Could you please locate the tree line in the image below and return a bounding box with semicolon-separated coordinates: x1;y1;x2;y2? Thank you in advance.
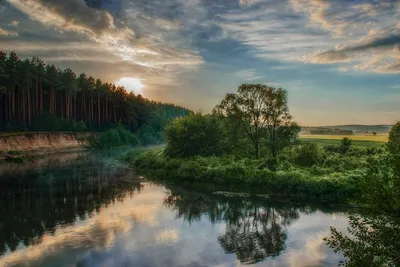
0;51;190;134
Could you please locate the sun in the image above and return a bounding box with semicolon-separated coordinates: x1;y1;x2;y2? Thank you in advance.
115;77;144;95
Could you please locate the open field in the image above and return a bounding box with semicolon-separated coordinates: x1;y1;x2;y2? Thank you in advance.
300;134;388;148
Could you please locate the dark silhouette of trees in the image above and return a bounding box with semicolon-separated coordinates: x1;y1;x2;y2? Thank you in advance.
0;51;190;134
0;155;143;255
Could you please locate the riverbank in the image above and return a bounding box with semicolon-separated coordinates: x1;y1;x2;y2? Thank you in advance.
126;148;363;203
0;132;96;160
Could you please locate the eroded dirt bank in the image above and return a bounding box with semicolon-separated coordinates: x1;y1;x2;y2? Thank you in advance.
0;132;95;159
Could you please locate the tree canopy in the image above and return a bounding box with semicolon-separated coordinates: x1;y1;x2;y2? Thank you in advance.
0;51;191;140
214;84;299;161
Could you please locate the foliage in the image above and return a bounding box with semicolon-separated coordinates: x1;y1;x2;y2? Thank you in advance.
132;148;361;202
214;84;299;159
29;112;87;132
325;121;400;266
135;124;162;145
0;50;191;144
340;137;352;154
87;125;139;150
164;113;226;157
387;121;400;174
292;142;324;167
326;214;400;267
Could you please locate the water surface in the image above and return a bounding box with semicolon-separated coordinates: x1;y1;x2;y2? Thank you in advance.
0;153;347;266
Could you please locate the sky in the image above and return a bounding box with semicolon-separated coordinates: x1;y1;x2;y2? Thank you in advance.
0;0;399;126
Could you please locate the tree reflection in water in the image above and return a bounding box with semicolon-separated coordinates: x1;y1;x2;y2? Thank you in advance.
164;186;324;264
0;155;142;255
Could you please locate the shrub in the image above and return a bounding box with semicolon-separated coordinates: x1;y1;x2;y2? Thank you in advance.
136;124;162;145
164;113;226;158
131;148;361;202
87;126;139;150
293;143;324;167
340;137;352;154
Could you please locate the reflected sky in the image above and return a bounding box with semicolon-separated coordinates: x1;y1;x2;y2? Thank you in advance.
0;156;349;267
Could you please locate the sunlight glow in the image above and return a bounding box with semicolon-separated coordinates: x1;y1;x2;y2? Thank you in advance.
115;77;144;95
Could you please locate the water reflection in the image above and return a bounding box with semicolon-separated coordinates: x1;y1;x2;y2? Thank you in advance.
163;187;343;265
0;153;142;256
0;154;348;267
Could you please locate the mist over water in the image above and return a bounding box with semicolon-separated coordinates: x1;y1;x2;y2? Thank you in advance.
0;153;347;267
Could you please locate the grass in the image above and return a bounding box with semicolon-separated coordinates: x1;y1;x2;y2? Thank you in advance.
300;134;387;148
127;148;366;203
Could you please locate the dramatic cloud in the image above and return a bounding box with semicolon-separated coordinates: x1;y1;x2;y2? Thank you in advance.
1;0;400;124
306;34;400;72
292;0;400;73
4;0;205;91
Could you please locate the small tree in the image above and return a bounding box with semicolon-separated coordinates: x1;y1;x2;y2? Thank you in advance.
372;131;377;136
340;137;352;153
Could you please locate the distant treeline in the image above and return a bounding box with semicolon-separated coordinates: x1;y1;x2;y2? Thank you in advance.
0;51;191;142
302;127;354;135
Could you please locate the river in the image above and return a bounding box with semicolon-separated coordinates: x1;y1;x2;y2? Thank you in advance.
0;152;348;267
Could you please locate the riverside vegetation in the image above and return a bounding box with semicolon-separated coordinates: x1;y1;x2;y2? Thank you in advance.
128;84;387;203
123;83;400;266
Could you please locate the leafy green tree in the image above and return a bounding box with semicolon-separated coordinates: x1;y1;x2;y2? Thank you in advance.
164;113;225;157
214;84;299;162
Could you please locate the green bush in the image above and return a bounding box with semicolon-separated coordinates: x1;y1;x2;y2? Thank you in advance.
136;124;163;145
293;143;324;167
87;126;139;150
340;137;352;153
164;113;226;158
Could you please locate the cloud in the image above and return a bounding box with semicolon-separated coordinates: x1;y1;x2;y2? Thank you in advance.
0;27;18;36
375;61;400;74
239;0;262;7
305;34;400;72
9;20;19;27
346;34;400;52
217;1;338;63
291;0;400;73
304;50;350;64
4;0;206;92
233;69;263;80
